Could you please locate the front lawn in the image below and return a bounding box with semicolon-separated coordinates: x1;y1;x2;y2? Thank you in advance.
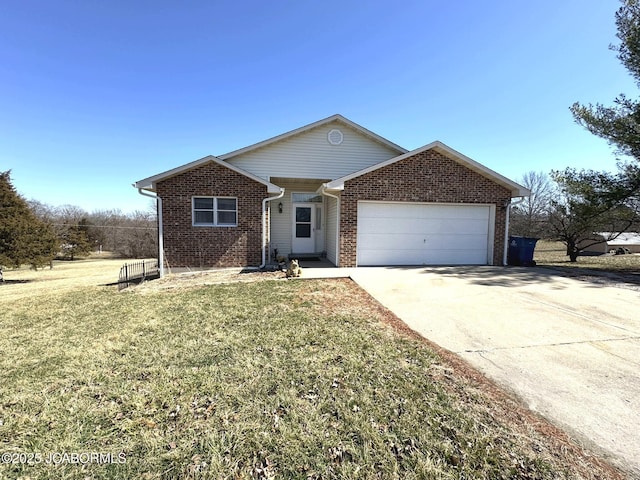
0;277;621;479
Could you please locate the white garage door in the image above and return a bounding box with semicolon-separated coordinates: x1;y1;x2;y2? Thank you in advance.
357;202;492;266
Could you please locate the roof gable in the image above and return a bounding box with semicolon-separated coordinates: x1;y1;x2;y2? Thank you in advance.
219;114;407;160
224;118;407;181
325;141;529;198
133;155;282;193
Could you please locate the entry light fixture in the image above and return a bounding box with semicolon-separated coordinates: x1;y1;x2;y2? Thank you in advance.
278;202;283;214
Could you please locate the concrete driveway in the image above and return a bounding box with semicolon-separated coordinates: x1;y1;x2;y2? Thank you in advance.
349;266;640;477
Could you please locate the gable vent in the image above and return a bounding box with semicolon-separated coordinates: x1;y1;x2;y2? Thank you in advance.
327;129;344;145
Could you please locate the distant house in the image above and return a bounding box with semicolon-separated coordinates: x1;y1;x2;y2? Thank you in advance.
134;114;528;269
579;232;640;255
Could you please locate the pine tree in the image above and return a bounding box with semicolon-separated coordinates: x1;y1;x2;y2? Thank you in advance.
60;224;92;260
0;171;58;269
570;0;640;193
558;0;640;260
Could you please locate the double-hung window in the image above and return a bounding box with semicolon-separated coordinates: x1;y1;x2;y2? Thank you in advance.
192;197;237;227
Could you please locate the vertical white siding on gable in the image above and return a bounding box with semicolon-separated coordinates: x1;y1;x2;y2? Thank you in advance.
226;121;401;181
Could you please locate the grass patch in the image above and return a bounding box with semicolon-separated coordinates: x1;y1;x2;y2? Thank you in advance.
534;241;640;274
0;272;621;479
0;256;149;303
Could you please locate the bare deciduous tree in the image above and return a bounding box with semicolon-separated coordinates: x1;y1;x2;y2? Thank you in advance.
510;171;553;237
28;202;157;259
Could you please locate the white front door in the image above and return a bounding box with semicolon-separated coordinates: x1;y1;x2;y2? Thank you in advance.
292;203;316;253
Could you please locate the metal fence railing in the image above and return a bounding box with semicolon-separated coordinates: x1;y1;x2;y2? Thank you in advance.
118;259;160;290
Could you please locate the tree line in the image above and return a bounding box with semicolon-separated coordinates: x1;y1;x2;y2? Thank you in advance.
28;200;158;260
1;170;157;271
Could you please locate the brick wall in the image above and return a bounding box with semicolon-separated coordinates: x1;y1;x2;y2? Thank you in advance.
339;150;511;267
156;162;267;268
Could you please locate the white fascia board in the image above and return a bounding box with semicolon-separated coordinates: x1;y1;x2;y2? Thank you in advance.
218;114;407;160
133;155;282;193
327;141;530;198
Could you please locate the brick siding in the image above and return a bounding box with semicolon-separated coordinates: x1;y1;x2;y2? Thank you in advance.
339;150;511;267
156;162;267;268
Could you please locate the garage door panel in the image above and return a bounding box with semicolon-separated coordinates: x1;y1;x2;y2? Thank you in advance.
358;233;422;250
421;219;488;235
358;217;489;236
362;203;488;220
417;205;484;219
357;203;490;224
358;217;415;234
358;233;474;251
363;203;422;219
357;202;491;266
427;233;488;250
359;249;487;266
358;232;487;250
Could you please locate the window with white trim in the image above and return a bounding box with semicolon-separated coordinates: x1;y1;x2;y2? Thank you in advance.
192;197;237;227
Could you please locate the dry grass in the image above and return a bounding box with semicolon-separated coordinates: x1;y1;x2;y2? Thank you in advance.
0;259;626;479
534;241;640;275
0;255;150;302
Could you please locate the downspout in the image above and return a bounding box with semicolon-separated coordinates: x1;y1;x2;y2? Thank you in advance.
137;188;164;278
319;184;341;267
504;196;525;265
260;188;285;269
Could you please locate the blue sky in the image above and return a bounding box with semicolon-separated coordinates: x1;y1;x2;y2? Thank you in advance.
1;0;636;213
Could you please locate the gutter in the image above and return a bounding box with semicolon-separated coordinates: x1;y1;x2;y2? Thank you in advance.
504;196;525;265
319;184;341;267
136;188;165;278
260;188;285;269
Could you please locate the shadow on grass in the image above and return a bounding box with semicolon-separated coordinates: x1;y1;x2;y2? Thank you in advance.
0;279;32;285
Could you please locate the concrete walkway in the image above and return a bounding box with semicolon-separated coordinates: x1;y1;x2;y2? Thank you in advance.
342;266;640;477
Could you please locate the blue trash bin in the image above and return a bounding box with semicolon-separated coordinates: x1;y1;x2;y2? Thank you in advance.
508;236;539;266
